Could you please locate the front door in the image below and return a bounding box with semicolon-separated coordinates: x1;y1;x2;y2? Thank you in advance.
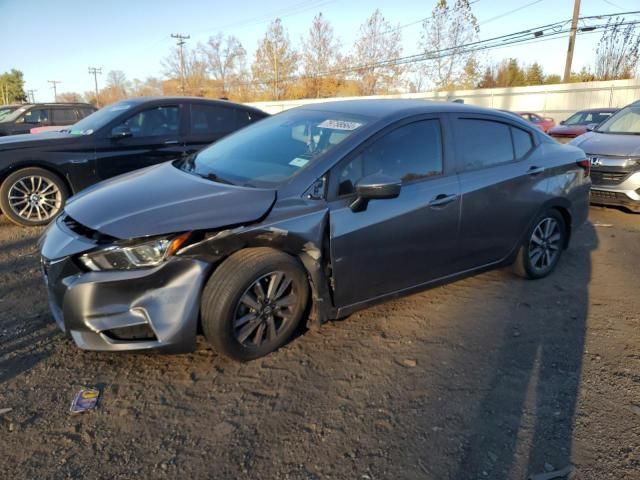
94;104;185;180
328;117;461;308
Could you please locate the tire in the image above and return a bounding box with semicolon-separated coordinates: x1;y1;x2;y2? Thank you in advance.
201;247;309;361
513;209;567;279
0;167;68;227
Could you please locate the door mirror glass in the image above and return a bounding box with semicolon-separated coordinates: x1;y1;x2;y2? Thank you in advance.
560;120;565;125
585;123;597;132
350;174;401;212
110;125;133;139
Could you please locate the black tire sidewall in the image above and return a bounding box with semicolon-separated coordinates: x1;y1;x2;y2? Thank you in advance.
0;167;68;227
522;209;566;279
202;250;309;361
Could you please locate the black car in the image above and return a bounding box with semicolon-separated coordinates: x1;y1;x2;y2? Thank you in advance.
0;97;268;226
0;102;96;136
40;99;591;361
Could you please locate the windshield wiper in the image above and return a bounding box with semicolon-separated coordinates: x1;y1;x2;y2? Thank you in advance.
201;172;235;185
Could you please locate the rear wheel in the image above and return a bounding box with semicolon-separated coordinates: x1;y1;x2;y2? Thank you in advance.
0;167;68;226
513;209;566;279
201;248;309;361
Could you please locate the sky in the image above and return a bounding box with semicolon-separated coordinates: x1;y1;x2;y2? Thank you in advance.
0;0;638;102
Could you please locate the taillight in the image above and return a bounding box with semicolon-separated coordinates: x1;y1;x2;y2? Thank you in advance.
577;159;590;176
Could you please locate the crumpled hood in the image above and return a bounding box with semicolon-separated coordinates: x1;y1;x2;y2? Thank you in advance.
571;131;640;157
0;131;79;149
65;162;277;239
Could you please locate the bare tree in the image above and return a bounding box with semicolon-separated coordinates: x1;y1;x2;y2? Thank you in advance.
200;34;247;98
420;0;479;89
57;92;84;103
163;46;208;96
595;17;640;80
352;9;403;96
301;13;342;98
252;18;299;100
101;70;130;104
130;77;163;97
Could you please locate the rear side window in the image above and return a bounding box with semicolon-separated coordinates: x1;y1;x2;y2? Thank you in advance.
51;108;77;124
511;127;533;158
336;119;443;196
190;104;239;135
457;119;514;170
78;107;95;118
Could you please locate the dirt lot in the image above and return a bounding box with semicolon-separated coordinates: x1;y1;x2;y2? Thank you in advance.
0;207;638;480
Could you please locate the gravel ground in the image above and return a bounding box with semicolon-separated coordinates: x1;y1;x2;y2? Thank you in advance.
0;207;638;480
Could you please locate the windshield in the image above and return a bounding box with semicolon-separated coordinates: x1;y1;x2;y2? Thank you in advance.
0;107;18;121
596;106;640;134
1;106;29;123
564;110;614;126
178;108;370;187
67;101;135;135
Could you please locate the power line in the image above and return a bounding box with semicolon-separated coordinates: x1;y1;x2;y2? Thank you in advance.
226;12;640;90
171;33;191;95
479;0;545;26
47;80;62;102
88;67;102;107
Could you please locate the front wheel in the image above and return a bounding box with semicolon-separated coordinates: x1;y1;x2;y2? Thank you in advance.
0;167;68;226
201;248;309;361
513;209;567;279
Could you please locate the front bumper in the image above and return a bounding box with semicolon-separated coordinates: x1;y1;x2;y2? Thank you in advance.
590;171;640;213
41;221;210;352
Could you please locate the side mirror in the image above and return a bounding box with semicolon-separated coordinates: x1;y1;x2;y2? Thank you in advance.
585;123;597;132
110;125;132;139
350;174;401;212
560;120;565;125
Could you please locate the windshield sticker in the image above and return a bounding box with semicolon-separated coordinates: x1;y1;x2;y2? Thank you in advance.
317;119;362;131
289;157;310;168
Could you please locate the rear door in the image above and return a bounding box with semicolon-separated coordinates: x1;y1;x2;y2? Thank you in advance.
450;114;547;271
94;103;186;180
328;116;461;308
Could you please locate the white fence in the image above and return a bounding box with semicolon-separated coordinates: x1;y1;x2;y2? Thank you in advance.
248;78;640;122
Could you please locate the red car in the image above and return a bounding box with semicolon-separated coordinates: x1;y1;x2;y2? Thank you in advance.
547;108;618;143
515;112;556;132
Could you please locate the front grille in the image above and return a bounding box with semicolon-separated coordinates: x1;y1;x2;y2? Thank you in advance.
591;190;623;200
103;324;157;341
60;214;115;243
590;171;629;186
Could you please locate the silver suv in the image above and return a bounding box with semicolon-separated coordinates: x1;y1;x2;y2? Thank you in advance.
571;101;640;213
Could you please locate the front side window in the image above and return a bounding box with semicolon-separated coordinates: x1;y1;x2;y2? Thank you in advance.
335;120;443;196
595;106;640;134
457;119;514;170
22;108;49;124
178;108;370;188
120;106;179;138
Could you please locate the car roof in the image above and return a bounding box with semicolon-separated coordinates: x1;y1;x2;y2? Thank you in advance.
119;96;267;114
297;98;516;121
575;107;618;113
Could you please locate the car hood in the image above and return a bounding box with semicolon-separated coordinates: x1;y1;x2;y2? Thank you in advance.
0;131;80;149
548;125;586;136
571;131;640;156
64;162;277;239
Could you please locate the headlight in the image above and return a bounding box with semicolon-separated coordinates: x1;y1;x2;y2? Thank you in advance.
79;232;191;271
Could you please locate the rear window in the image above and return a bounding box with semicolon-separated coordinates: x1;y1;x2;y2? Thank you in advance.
190;104;262;135
51;108;77;124
457;119;514;170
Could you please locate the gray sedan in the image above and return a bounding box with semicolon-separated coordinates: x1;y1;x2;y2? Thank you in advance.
40;100;591;361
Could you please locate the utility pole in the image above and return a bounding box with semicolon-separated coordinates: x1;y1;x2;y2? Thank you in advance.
27;89;37;103
171;33;190;95
563;0;581;83
47;80;61;102
88;67;102;107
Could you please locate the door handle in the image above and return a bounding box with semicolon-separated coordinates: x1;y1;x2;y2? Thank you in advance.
69;158;89;164
428;193;458;207
528;166;545;175
164;140;179;145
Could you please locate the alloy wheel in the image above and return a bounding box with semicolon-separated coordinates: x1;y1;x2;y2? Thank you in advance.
233;271;297;347
7;175;62;222
528;217;562;272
